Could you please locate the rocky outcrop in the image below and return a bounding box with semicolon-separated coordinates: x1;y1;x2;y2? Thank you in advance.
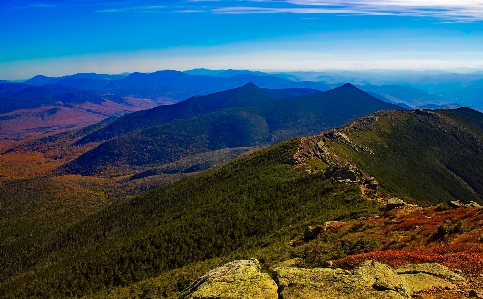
396;263;465;281
395;263;464;294
293;132;380;200
448;200;482;208
386;198;407;211
181;259;465;299
179;259;278;299
324;164;363;183
274;260;411;299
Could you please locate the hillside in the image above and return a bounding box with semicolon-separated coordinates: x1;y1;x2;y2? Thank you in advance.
63;83;403;176
295;107;483;205
2;107;483;298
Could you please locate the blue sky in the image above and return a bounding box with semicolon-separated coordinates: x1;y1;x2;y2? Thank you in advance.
0;0;482;79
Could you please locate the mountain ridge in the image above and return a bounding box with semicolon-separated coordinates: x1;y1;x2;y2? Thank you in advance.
63;83;403;176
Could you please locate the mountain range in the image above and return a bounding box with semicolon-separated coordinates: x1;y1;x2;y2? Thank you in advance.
60;83;403;176
2;69;482;148
1;103;482;298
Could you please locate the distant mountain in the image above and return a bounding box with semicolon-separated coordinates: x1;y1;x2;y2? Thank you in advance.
63;83;403;176
0;84;108;114
23;73;127;90
261;87;320;98
23;75;59;86
53;77;108;90
0;83;31;93
184;68;279;78
183;68;226;76
413;79;483;111
360;84;449;108
0;71;329;145
75;83;323;145
103;70;230;100
214;69;274;78
24;73;126;86
103;70;329;102
0;84;157;143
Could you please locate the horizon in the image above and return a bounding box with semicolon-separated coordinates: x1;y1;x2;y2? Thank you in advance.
4;67;483;82
1;0;483;80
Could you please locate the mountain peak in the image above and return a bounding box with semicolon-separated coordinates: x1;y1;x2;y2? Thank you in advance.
241;82;259;88
338;83;358;89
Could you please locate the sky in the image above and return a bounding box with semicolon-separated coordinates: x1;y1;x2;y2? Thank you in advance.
0;0;482;80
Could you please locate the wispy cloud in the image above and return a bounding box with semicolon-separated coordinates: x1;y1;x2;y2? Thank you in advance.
260;0;483;21
212;6;390;15
92;0;483;20
95;5;166;13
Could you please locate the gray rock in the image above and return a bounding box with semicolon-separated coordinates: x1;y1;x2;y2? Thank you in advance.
386;198;406;211
448;200;465;208
274;260;411;299
396;263;465;281
180;259;278;299
466;201;482;208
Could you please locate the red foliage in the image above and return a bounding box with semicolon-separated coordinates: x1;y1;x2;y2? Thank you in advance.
333;250;483;273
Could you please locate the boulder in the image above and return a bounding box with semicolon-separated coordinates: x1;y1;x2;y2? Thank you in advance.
396;263;465;282
386;198;406;211
274;260;411;299
466;201;482;208
399;273;451;294
303;225;323;241
448;200;465;208
180;259;278;299
446;200;481;208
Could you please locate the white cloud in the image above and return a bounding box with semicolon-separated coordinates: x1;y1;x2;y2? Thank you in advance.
212;6;389;15
283;0;483;20
90;0;483;20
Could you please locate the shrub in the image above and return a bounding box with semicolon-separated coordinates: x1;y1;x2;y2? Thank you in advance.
433;219;468;239
453;219;469;233
348;222;378;233
340;236;380;255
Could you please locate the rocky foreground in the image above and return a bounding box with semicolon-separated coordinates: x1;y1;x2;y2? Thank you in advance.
181;204;483;299
180;258;479;299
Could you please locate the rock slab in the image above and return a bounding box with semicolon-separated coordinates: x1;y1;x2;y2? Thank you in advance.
275;260;411;299
179;259;278;299
181;259;466;299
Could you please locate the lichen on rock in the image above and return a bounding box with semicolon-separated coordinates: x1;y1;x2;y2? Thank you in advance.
179;259;278;299
274;260;411;299
396;263;465;281
181;259;466;299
